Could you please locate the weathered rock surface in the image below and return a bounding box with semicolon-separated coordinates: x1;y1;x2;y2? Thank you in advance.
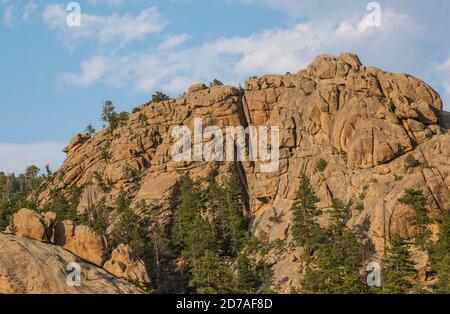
53;220;108;267
30;53;449;293
103;244;150;286
9;209;47;242
0;233;143;294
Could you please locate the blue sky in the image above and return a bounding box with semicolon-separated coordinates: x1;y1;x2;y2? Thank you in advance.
1;0;450;173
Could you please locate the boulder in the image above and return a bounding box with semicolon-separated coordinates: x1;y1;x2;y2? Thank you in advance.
187;83;208;93
9;209;47;242
63;133;90;154
53;220;108;267
103;244;150;286
0;233;143;294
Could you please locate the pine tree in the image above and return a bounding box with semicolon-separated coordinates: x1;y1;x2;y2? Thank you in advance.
151;92;170;103
171;176;218;291
430;211;450;293
301;198;364;294
172;177;207;251
101;100;118;129
236;253;257;293
398;189;433;250
223;174;246;255
189;249;232;294
85;123;96;136
207;173;246;256
112;190;149;257
381;234;416;294
291;174;323;253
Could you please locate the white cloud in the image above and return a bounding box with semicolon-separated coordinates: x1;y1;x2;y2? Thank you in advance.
60;56;110;86
3;5;14;27
22;0;37;22
88;0;123;6
42;4;166;47
0;143;66;174
60;9;413;95
159;34;189;50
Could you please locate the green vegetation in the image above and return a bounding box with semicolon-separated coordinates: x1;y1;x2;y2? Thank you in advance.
151;91;170;103
43;186;83;222
301;198;365;294
430;211;450;293
84;123;96;136
209;79;224;87
1;152;447;294
170;173;270;293
138;112;148;124
0;166;48;229
101;100;129;131
291;174;377;294
291;174;323;253
404;154;420;169
315;158;328;172
381;234;416;294
398;189;433;250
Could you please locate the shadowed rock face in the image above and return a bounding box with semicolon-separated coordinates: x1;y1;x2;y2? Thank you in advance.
31;53;449;293
0;233;144;294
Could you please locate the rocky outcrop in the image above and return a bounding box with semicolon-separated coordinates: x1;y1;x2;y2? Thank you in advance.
8;209;48;242
0;233;143;294
53;220;108;267
30;53;449;293
103;244;150;286
3;211;149;292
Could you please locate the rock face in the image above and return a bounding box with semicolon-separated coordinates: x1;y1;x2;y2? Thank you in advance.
31;53;449;293
53;221;108;267
103;244;150;286
0;233;143;294
9;209;48;242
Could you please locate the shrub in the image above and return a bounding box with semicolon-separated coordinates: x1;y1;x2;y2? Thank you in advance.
209;79;224;87
151;92;170;103
404;154;420;169
84;124;96;136
138;112;148;124
316;158;328;172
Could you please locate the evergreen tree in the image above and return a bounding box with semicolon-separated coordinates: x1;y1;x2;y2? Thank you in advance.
209;79;224;87
430;212;450;293
151;92;170;103
398;189;433;250
112;190;149;257
206;173;246;256
85;123;96;136
236;253;254;292
189;249;232;294
171;176;217;289
223;174;246;255
43;186;81;222
301;198;364;294
291;174;323;253
101;100;118;129
381;234;416;294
